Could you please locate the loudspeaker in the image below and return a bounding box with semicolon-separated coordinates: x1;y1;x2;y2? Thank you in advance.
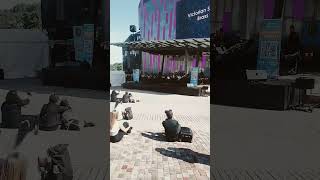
0;69;3;80
295;77;315;89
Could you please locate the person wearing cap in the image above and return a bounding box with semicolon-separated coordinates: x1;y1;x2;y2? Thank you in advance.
39;94;70;131
162;110;181;142
1;90;31;128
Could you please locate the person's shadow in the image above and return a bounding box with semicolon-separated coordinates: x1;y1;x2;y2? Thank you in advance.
141;132;167;142
155;147;210;166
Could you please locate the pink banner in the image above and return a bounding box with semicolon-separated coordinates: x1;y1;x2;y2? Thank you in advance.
293;0;304;20
264;0;275;19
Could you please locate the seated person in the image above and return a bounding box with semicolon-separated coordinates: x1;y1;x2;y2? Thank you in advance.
59;99;95;130
1;90;37;129
39;94;70;131
110;90;119;102
122;92;136;103
162;110;181;142
122;92;130;103
110;111;133;143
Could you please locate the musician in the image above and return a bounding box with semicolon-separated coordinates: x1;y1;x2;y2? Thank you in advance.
287;25;301;54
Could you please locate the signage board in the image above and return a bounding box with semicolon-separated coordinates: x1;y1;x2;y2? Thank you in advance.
257;19;282;78
133;69;140;82
73;26;84;61
190;67;199;86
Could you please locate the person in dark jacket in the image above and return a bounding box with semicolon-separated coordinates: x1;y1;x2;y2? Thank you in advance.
110;90;119;102
122;92;130;103
1;90;31;128
287;25;301;54
162;110;181;142
39;94;70;131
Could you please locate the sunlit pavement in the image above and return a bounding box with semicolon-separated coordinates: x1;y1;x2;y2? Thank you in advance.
110;89;210;180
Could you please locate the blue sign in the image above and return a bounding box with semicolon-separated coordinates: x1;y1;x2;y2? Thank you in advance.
73;26;84;62
82;24;94;65
133;69;140;82
176;0;210;39
190;67;199;86
257;19;282;78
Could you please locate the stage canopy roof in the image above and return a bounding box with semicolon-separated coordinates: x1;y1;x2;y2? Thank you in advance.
111;38;210;55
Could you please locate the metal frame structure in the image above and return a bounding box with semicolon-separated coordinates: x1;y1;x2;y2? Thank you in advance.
111;38;210;74
111;38;210;55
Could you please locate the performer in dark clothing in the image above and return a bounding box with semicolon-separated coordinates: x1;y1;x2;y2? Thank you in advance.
287;25;301;54
39;94;70;131
1;90;31;128
162;110;181;142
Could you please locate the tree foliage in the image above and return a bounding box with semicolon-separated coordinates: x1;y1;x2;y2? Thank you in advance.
0;3;41;29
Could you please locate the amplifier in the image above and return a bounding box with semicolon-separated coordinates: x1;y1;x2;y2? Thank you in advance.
295;77;315;89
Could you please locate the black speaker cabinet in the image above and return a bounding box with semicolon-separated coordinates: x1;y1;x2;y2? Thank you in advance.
0;69;3;80
295;77;315;89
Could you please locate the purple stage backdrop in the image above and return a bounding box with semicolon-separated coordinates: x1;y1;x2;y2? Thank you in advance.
138;0;209;73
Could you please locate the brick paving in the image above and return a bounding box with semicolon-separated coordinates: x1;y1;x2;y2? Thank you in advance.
110;89;210;180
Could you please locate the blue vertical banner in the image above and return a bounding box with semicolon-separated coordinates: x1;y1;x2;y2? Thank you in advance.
73;26;84;61
190;67;199;86
82;24;94;65
133;69;140;82
257;19;282;78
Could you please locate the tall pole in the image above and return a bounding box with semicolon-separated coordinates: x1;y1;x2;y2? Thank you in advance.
161;55;165;75
185;49;190;74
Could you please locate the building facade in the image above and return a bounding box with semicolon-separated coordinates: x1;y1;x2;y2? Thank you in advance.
138;0;210;74
213;0;320;47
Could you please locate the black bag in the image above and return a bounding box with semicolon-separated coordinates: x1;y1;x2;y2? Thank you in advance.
179;127;193;143
123;107;133;120
61;119;80;131
0;69;3;80
43;144;73;180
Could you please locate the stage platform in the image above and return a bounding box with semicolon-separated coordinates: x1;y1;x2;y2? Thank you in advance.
41;67;106;91
122;82;208;96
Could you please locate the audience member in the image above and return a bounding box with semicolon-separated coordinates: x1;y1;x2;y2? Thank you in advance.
162;110;181;142
110;111;133;143
39;94;70;131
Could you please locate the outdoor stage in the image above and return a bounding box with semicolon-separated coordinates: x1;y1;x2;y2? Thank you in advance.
213;74;320;111
122;82;209;96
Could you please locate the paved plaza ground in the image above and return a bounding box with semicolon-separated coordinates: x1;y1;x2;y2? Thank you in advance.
0;79;108;179
110;89;210;180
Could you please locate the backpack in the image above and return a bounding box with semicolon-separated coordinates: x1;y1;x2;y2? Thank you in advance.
42;144;73;180
179;127;193;143
123;107;133;120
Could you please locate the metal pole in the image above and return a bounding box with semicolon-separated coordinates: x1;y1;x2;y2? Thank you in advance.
185;49;189;74
161;55;165;75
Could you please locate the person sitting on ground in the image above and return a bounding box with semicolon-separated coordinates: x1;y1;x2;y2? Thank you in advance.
59;99;95;131
1;90;37;129
162;110;181;142
110;110;133;143
122;91;135;103
110;90;119;102
39;94;70;131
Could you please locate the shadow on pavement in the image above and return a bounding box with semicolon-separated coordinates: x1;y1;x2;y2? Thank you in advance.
141;132;167;142
155;147;210;166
